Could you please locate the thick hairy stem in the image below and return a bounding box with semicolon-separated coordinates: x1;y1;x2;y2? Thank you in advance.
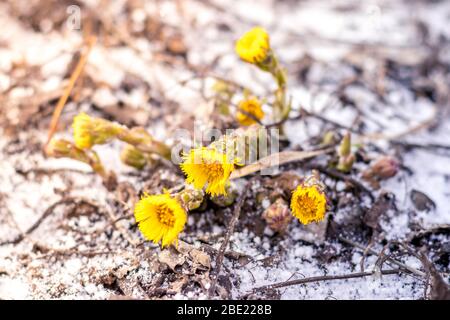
117;127;172;160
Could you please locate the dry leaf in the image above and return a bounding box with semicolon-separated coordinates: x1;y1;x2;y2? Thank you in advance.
158;248;186;271
189;248;211;269
169;275;189;292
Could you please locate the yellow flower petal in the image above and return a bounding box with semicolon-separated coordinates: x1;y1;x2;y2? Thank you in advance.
235;26;270;64
134;193;187;248
236;97;265;126
73;113;94;149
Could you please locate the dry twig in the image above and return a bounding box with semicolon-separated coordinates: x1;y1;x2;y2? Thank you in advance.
338;236;426;278
242;269;402;298
208;180;252;297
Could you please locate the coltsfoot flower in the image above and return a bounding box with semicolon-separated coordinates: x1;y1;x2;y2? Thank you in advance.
236;97;265;126
134;193;187;248
180;147;235;196
72;112;121;149
290;174;327;225
235;26;270;64
235;27;290;123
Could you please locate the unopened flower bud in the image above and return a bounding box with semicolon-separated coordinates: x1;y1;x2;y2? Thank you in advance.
339;132;352;157
212;80;231;95
46;138;72;157
262;198;292;233
120;145;147;170
322;130;337;146
337;153;355;173
336;132;355;172
72;113;172;160
368;156;399;179
176;184;205;211
46;138;90;163
46;138;106;177
73;113;122;149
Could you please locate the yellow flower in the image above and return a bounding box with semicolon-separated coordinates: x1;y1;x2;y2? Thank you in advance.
134;193;187;248
72;112;120;149
290;178;327;225
235;27;270;64
180;147;235;196
236;97;265;126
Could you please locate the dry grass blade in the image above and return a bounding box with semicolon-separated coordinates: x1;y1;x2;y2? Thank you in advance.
230;148;333;179
45;36;97;149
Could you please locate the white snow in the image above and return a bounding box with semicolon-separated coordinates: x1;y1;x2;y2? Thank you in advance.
0;0;449;300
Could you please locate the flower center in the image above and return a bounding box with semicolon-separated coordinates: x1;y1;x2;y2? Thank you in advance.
157;204;175;227
296;192;319;219
202;162;224;180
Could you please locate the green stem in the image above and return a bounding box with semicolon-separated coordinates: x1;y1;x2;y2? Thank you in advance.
117;127;172;160
268;54;290;126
